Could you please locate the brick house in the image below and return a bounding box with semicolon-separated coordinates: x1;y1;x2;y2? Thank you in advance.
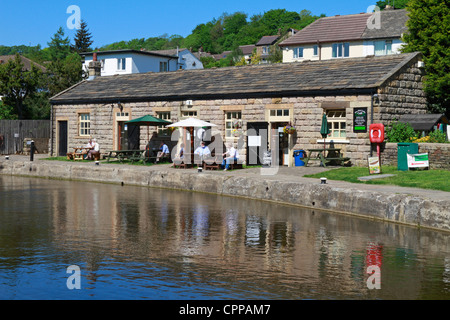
49;52;427;167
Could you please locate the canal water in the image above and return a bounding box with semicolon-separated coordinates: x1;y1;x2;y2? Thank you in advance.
1;175;450;300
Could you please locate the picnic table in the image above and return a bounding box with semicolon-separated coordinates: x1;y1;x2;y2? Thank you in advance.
67;147;92;161
105;150;151;163
304;148;350;167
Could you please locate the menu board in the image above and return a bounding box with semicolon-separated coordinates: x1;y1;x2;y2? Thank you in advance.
354;107;368;133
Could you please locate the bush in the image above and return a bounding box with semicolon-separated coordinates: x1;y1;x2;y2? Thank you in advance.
385;121;417;143
428;130;448;143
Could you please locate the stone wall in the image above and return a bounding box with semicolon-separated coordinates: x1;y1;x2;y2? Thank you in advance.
375;54;428;124
50;55;427;167
381;142;450;170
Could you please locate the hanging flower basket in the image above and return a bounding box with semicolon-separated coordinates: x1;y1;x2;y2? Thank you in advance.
283;124;296;135
232;129;243;137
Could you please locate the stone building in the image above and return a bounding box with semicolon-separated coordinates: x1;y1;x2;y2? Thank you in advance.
50;52;427;167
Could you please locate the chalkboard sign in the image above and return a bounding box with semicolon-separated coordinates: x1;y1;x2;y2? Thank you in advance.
353;107;368;133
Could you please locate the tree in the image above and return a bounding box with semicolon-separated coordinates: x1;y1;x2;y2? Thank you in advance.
401;0;450;115
376;0;409;9
0;54;44;119
73;20;93;53
46;52;83;96
47;27;71;61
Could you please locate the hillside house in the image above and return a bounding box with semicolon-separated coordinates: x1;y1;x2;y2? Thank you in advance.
279;9;408;63
81;49;179;77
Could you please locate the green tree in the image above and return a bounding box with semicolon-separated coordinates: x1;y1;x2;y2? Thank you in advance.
0;54;43;119
401;0;450;115
46;52;83;96
47;27;71;61
376;0;409;9
73;20;93;53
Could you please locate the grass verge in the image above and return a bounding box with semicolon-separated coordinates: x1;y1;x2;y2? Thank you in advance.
304;165;450;192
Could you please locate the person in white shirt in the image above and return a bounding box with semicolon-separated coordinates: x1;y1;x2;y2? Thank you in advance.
87;138;100;160
194;141;211;158
222;143;238;171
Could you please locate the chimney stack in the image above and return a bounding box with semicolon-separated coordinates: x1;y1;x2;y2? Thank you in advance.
88;53;101;79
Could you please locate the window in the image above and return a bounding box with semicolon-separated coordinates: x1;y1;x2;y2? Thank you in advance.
182;111;197;118
157;111;171;135
117;58;126;70
79;113;91;136
332;43;350;58
374;40;393;56
159;61;168;72
262;46;270;55
269;109;290;117
116;112;129;118
313;45;318;56
326;110;346;139
225;111;242;138
293;47;303;59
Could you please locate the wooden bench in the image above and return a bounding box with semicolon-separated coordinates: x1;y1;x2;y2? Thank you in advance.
172;162;192;169
230;163;243;170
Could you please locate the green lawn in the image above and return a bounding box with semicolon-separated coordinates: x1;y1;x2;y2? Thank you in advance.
304;166;450;192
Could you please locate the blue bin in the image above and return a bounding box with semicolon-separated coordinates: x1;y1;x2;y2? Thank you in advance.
293;150;306;166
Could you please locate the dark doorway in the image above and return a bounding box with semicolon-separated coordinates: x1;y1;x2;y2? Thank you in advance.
118;122;140;150
246;122;268;166
58;121;68;156
271;122;289;166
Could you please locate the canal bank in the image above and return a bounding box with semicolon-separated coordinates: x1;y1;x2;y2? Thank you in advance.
1;156;449;232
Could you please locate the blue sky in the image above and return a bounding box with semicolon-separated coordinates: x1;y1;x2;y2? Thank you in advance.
1;0;378;48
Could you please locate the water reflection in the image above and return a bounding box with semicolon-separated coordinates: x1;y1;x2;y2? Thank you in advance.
1;175;450;300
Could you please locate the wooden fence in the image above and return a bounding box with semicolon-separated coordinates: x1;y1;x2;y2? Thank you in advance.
0;120;50;155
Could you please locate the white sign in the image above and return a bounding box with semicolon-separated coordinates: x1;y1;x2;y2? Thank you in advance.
248;136;261;147
407;153;429;169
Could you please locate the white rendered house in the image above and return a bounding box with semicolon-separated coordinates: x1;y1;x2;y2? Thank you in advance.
81;49;179;77
279;9;408;63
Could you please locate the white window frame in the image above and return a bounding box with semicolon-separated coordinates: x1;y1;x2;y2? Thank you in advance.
332;43;350;58
326;110;347;139
293;47;303;59
156;111;171;136
374;40;393;56
79;113;91;137
313;45;318;56
181;111;197;118
117;58;126;71
225;111;242;139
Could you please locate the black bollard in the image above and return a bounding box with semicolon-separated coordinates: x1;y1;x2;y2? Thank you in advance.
30;141;35;162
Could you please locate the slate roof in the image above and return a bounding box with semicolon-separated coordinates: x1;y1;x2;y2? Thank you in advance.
361;9;409;40
279;9;408;46
0;55;47;72
50;52;421;105
397;114;448;131
256;35;280;46
80;49;178;60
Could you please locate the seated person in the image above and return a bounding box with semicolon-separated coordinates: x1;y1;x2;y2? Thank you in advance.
194;141;211;163
222;143;239;171
172;143;185;166
156;142;170;162
87;139;100;160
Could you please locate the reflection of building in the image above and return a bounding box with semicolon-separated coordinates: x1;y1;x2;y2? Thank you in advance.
51;52;427;167
42;178;449;298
